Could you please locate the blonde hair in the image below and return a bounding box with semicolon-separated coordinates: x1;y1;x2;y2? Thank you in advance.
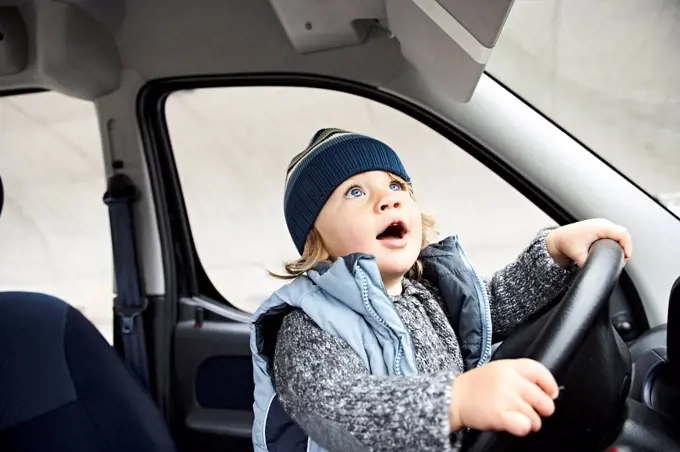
270;175;438;280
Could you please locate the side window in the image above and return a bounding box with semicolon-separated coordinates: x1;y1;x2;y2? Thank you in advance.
0;92;114;342
165;87;557;313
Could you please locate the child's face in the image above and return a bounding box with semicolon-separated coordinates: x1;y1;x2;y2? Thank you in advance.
315;171;423;282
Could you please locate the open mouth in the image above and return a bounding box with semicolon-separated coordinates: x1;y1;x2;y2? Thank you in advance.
377;221;407;240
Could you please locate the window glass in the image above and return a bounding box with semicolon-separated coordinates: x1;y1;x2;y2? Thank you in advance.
489;0;680;206
166;87;558;313
0;92;114;342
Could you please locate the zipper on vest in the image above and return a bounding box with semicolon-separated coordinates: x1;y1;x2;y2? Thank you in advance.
357;267;404;377
454;241;493;367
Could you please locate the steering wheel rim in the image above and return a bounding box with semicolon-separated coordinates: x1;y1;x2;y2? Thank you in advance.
465;238;626;452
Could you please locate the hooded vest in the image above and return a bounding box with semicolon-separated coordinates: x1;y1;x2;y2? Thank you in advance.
250;236;492;451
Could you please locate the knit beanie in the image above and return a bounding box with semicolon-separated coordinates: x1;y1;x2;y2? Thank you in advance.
284;128;411;254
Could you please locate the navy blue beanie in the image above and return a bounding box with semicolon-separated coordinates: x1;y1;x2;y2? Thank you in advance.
284;128;411;254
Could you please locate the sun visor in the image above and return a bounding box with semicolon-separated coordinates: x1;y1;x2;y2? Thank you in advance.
386;0;515;102
268;0;515;103
0;7;29;76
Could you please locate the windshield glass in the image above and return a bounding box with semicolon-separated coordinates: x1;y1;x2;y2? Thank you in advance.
488;1;680;215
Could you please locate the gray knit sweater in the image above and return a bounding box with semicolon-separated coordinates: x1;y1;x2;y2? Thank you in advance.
273;230;576;452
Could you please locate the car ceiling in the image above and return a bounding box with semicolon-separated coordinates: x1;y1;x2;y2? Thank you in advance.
0;0;511;101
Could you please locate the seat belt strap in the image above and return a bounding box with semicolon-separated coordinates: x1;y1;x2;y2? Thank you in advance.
103;174;150;389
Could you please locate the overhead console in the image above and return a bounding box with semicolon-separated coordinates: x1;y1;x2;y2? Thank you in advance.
267;0;516;102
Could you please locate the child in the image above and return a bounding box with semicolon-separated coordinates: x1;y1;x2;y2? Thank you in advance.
250;128;632;452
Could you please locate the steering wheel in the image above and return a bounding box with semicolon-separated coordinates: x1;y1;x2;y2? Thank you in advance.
463;238;627;452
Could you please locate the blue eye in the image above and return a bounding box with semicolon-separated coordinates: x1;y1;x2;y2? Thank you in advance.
389;181;403;191
345;186;365;199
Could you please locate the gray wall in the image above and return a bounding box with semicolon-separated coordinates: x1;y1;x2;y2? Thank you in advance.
0;1;677;341
489;0;679;196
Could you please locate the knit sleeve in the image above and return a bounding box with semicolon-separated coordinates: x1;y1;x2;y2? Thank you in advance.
273;309;458;452
484;227;578;339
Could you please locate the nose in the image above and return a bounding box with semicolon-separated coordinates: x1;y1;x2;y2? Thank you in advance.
376;193;401;213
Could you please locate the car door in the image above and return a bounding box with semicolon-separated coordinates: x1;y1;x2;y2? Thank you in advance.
130;4;647;452
137;79;648;452
172;302;254;451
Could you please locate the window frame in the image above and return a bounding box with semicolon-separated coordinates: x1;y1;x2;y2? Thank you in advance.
135;73;647;334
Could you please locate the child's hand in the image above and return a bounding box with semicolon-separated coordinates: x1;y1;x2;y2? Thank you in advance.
546;219;632;268
449;359;559;436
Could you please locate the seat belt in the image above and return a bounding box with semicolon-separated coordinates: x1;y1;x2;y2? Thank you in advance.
104;173;150;389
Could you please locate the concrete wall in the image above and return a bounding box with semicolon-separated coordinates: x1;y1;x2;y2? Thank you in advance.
1;1;678;341
489;0;680;196
0;93;114;340
166;87;556;313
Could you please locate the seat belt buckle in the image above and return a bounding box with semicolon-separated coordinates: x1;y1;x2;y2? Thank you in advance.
114;296;149;334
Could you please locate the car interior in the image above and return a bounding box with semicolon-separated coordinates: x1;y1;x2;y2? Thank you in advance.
1;1;680;451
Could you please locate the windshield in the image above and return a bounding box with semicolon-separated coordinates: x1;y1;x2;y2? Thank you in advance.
488;1;680;215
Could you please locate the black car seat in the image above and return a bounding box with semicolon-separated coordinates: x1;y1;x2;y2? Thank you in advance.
0;175;176;451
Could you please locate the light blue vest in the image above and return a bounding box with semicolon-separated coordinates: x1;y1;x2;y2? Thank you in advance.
250;236;492;451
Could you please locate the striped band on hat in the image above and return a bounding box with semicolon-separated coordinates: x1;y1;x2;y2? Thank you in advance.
284;128;410;254
285;128;350;184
